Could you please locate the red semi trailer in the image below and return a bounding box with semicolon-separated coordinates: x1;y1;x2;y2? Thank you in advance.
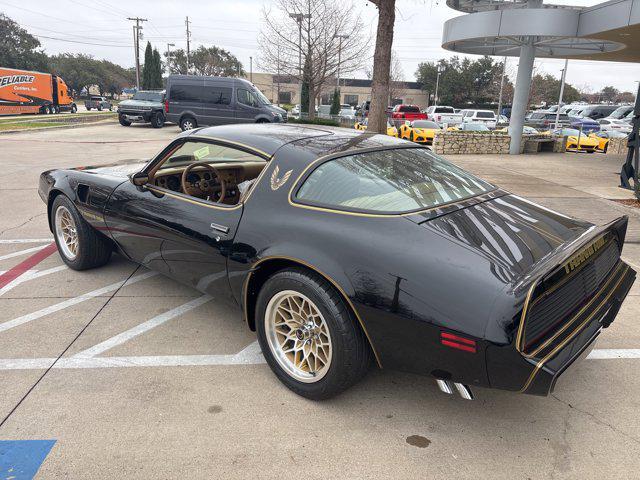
0;67;77;115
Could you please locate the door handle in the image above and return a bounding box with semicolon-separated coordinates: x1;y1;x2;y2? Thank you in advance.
210;222;230;234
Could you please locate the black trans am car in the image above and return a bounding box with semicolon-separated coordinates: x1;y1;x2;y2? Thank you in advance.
39;124;636;400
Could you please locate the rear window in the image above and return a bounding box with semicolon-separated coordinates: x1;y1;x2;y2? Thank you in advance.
399;105;421;113
475;111;495;119
434;107;454;113
295;148;494;214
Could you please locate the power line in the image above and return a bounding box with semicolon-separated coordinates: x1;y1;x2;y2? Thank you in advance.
32;34;130;47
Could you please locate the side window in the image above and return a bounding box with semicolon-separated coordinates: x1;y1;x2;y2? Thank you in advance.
237;88;258;108
203;87;232;105
170;85;202;103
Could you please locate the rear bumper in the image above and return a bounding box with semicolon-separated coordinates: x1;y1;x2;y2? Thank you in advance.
518;261;635;395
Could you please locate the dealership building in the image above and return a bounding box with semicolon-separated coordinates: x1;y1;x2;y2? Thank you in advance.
247;72;429;108
442;0;640;154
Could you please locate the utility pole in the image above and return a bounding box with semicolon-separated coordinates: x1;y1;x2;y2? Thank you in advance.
185;16;191;74
335;34;349;90
289;12;310;109
166;43;175;75
497;56;507;122
127;17;147;90
250;56;253;83
554;59;568;130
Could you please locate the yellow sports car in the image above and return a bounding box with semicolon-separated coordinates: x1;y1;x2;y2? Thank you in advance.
398;120;441;145
588;130;628;153
354;120;398;137
552;128;599;153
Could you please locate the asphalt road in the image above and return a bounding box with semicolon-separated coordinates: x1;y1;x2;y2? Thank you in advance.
0;123;639;479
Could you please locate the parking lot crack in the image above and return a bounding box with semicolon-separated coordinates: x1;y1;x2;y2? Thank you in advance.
0;213;46;237
551;393;640;446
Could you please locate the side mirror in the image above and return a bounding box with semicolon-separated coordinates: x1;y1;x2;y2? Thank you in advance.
130;171;149;187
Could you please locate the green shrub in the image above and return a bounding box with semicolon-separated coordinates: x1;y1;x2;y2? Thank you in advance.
287;117;339;127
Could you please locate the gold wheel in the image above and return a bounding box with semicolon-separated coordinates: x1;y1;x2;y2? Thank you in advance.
54;205;78;260
264;290;332;383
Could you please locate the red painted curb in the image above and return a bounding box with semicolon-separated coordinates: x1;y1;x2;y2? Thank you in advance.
0;243;58;289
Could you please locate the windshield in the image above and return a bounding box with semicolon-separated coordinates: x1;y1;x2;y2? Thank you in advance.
252;88;270;105
475;111;495;119
557;129;581;136
609;106;632;119
159;141;264;170
412;120;439;129
296;148;495;214
133;91;163;102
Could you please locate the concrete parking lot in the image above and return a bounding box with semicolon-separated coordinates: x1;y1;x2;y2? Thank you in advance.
1;123;639;479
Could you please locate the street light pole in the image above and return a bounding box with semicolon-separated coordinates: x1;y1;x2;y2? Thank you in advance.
166;43;175;75
250;56;253;83
289;12;310;111
335;34;349;90
497;56;507;121
434;67;442;106
554;59;569;130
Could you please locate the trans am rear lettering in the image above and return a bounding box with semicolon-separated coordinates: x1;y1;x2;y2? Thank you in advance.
563;236;606;274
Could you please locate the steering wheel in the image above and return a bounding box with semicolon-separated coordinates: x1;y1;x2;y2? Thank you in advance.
181;162;226;203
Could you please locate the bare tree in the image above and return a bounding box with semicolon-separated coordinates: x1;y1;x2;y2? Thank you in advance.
258;0;369;118
368;0;395;133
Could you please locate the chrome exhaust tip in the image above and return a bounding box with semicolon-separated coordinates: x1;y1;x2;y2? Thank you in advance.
435;379;474;400
435;379;454;394
453;382;474;400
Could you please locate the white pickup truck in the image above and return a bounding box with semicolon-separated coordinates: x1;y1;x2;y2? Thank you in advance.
425;105;463;126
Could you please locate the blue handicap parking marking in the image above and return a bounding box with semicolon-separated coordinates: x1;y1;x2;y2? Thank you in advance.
0;440;56;480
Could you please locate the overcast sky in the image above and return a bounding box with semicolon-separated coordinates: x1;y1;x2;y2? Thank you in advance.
2;0;638;93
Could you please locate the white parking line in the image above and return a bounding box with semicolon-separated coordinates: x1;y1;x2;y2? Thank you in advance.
587;349;640;359
0;265;67;296
2;346;640;371
0;239;53;244
0;341;265;370
73;295;212;358
0;245;50;261
0;270;158;333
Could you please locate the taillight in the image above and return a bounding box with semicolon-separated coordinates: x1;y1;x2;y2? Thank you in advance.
440;332;476;353
164;100;169;113
437;115;441;122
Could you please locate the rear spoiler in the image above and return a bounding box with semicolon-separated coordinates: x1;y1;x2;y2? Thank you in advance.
514;215;629;295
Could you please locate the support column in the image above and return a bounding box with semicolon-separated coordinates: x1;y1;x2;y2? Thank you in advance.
509;40;535;154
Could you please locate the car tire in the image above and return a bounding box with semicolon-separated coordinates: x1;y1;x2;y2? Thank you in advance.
51;195;112;271
180;116;197;131
86;107;91;111
109;105;113;111
119;114;132;126
71;104;77;113
151;112;165;128
255;268;372;400
410;131;415;142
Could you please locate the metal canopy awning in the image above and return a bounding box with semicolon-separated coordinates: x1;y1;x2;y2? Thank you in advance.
442;0;640;63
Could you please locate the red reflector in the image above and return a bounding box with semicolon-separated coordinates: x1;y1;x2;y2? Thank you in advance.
441;332;476;353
